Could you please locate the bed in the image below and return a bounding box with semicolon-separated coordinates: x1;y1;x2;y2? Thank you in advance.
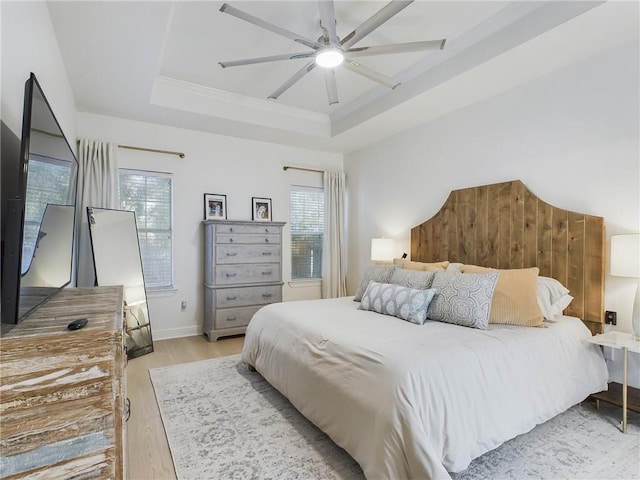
241;180;609;480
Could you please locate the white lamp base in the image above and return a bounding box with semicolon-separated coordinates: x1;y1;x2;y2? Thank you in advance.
632;278;640;340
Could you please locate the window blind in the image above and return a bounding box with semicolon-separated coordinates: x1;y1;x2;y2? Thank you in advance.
119;169;173;289
290;185;324;280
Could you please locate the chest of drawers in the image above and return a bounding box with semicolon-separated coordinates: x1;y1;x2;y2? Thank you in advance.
203;220;285;341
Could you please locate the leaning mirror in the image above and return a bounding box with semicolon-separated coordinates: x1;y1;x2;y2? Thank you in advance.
87;207;153;358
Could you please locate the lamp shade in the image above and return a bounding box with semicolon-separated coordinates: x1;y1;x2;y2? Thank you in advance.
611;234;640;278
371;238;394;262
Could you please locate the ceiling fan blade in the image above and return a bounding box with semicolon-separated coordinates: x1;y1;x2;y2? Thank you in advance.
268;60;317;100
219;52;315;68
341;0;414;49
220;3;323;50
343;59;400;89
323;69;339;105
318;1;339;46
347;39;446;57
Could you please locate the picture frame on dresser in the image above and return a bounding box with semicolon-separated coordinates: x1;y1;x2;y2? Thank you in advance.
204;193;227;220
252;197;272;222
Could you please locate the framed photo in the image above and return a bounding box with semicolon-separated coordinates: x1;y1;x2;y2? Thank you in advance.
252;197;272;222
204;193;227;220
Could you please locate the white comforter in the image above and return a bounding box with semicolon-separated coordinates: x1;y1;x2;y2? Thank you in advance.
242;297;608;480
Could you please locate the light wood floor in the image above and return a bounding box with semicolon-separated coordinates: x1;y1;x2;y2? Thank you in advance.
126;335;244;480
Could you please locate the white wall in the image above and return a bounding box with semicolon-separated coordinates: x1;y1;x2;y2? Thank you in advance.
345;42;640;386
1;1;76;141
76;112;342;340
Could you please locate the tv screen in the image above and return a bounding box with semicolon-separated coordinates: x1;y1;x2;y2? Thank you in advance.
1;73;78;325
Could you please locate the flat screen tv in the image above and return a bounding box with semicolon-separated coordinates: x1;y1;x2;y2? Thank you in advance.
1;73;78;325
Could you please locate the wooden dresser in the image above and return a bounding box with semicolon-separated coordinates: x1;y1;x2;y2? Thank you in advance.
204;220;285;341
0;286;127;479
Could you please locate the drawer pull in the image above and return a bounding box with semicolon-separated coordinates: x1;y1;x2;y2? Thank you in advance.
226;316;237;322
226;273;237;278
262;293;273;299
262;271;273;276
265;238;270;243
226;296;237;301
226;252;238;257
229;228;234;232
229;238;234;243
265;228;269;233
262;252;272;256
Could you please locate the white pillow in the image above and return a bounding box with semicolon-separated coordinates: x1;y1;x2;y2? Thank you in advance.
537;276;573;320
446;262;464;273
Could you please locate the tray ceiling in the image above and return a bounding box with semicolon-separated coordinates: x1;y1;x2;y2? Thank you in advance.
47;1;638;152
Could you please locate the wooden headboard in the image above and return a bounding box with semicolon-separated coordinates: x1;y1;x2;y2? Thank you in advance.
411;180;605;330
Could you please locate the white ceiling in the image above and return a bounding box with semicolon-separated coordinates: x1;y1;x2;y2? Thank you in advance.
47;1;638;153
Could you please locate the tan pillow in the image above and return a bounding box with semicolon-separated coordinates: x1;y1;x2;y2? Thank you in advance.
459;265;544;327
393;258;449;272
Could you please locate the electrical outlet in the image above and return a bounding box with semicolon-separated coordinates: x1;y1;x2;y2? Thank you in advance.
181;300;187;312
604;310;617;325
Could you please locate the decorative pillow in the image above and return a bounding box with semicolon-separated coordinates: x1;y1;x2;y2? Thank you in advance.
390;269;435;290
460;265;544;327
358;281;436;325
446;262;464;273
354;265;398;301
537;276;573;320
393;258;449;271
427;271;498;329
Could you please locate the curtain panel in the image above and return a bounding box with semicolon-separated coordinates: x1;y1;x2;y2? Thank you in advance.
322;170;347;298
76;139;119;287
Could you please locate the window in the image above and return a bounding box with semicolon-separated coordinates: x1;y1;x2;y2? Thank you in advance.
290;186;324;280
119;169;173;289
22;155;74;273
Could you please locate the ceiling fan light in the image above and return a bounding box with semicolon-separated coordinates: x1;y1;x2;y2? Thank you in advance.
315;47;344;68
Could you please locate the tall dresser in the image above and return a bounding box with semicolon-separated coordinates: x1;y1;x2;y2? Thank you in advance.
204;220;285;341
0;286;127;479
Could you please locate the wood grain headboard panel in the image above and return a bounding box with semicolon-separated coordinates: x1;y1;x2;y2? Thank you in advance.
411;180;605;327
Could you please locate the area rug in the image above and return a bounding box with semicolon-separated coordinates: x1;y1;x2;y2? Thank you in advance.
150;355;639;480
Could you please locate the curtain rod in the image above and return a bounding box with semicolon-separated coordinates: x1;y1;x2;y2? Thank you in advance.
117;144;185;159
283;165;324;174
76;140;185;159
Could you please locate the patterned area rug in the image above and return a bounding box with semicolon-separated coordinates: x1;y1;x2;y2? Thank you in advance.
150;355;640;480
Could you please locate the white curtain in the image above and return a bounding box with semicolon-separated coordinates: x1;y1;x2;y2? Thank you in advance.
322;170;347;298
76;139;119;287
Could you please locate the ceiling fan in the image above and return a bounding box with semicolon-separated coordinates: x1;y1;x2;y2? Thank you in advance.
218;0;446;105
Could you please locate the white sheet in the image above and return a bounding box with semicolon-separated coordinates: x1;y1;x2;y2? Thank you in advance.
242;297;608;480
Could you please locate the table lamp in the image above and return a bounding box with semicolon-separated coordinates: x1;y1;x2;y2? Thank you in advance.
371;238;395;264
610;234;640;339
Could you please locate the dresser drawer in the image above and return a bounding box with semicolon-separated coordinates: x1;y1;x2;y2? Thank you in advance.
215;264;281;285
216;285;282;308
216;234;280;245
216;245;281;265
214;305;264;330
215;224;282;235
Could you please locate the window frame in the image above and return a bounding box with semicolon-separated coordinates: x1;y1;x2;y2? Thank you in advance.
118;168;175;291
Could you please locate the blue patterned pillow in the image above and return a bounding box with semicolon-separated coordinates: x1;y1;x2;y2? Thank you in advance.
390;269;435;289
427;271;498;329
358;281;436;325
353;265;398;301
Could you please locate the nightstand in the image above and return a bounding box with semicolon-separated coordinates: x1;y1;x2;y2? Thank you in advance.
586;331;640;433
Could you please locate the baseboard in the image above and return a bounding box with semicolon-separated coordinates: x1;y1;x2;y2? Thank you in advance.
152;325;202;341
